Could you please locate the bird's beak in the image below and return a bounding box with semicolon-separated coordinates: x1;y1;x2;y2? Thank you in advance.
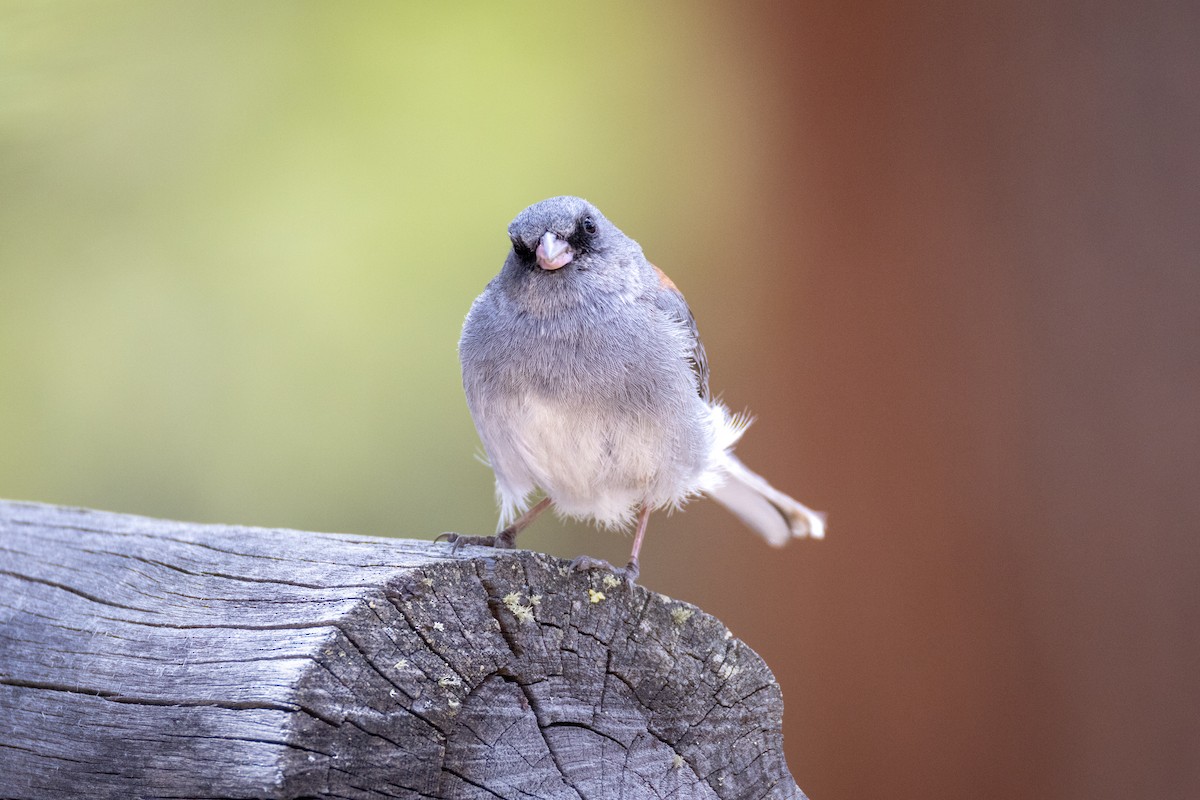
535;232;574;270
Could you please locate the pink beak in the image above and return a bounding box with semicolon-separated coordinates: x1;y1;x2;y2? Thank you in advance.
536;232;574;270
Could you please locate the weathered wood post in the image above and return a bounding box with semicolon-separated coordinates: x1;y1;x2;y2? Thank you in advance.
0;500;806;799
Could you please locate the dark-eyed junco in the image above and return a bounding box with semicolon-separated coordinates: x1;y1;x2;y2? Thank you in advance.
442;196;824;580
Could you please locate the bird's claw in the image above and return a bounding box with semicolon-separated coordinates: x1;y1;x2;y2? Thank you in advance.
434;532;496;553
434;529;518;553
570;555;640;586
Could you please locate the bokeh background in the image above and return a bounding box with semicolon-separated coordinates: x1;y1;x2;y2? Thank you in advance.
2;2;1197;798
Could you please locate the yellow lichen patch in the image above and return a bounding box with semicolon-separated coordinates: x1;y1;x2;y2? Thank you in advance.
503;591;536;623
671;607;694;625
602;574;620;589
588;588;606;604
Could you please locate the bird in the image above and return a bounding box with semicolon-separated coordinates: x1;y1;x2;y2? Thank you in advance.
440;195;825;581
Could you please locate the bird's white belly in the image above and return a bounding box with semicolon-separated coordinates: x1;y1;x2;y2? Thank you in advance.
505;395;671;528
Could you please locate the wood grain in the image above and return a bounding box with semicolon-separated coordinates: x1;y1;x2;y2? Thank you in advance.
0;500;804;799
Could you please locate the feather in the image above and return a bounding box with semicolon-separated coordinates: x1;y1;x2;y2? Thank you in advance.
710;453;826;546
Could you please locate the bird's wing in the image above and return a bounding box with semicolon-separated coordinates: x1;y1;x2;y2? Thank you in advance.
650;263;710;401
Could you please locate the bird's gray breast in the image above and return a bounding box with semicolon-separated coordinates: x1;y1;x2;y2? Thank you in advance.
461;289;692;413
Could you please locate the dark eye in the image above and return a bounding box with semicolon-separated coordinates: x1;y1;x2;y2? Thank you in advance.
511;235;531;258
581;216;597;236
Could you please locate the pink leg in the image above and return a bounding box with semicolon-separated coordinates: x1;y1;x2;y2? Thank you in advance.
624;504;652;580
436;496;553;550
497;496;553;546
570;504;652;583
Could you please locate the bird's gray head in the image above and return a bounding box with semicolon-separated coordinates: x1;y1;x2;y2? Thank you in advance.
499;196;648;310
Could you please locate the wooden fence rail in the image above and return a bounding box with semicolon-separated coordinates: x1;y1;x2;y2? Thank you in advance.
0;500;804;799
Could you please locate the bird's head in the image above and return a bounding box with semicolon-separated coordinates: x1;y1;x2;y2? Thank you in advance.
501;197;646;307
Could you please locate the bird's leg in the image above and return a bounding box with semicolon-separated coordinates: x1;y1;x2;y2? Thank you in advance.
622;503;652;582
436;497;552;551
571;503;651;584
497;497;553;546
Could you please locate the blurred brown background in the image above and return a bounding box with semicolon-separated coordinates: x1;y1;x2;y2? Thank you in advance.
675;3;1199;798
2;2;1197;798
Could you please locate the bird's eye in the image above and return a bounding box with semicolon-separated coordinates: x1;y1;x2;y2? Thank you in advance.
581;216;597;236
511;236;531;258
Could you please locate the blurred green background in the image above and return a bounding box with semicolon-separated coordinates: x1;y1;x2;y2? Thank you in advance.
3;3;1198;799
0;1;770;546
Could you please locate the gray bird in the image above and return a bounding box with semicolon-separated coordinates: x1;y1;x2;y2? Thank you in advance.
443;196;825;580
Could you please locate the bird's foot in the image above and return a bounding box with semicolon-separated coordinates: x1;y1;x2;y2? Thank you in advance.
570;555;640;586
435;527;518;553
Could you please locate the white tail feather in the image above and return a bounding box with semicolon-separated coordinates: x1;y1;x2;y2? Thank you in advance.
710;454;826;546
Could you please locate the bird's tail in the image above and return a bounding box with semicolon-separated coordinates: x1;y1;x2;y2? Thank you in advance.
709;453;826;546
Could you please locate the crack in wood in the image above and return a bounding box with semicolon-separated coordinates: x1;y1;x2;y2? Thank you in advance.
439;765;510;800
515;677;588;800
473;561;526;660
0;568;162;615
384;595;471;687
